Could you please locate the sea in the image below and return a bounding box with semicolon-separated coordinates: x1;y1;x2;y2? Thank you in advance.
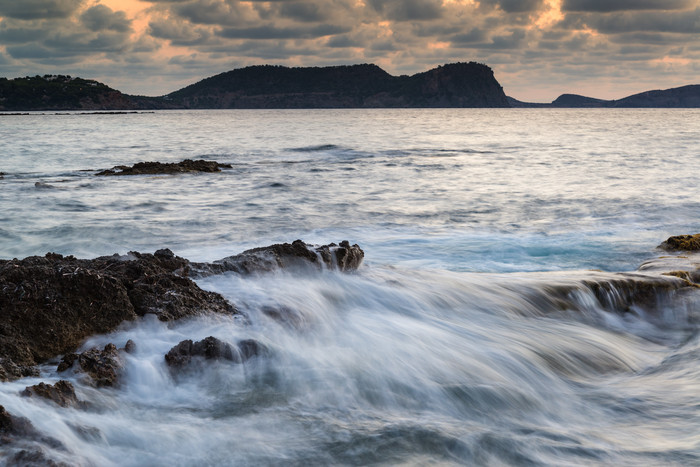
0;109;698;466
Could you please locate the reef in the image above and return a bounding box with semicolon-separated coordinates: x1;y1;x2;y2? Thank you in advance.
95;159;232;176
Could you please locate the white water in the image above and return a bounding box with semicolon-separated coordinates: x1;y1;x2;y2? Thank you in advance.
0;109;699;465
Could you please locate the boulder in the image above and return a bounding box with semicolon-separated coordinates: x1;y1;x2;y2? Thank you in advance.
659;234;700;251
165;336;267;370
95;159;232;176
21;381;81;408
57;344;122;387
191;240;364;276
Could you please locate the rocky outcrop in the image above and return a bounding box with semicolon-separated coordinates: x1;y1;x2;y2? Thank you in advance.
0;249;236;381
57;344;123;387
165;336;267;370
191;240;364;276
21;381;81;408
659;234;700;251
0;240;361;381
95;159;232;176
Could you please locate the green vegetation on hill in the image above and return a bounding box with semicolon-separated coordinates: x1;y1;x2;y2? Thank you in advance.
168;62;509;108
0;75;134;111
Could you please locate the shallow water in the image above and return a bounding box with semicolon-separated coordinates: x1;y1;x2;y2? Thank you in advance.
0;109;699;465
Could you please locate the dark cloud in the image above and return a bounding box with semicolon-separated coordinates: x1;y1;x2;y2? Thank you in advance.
80;5;131;33
218;23;350;40
172;0;255;26
450;28;487;45
568;9;700;34
366;0;443;21
0;0;83;20
479;0;544;13
149;17;213;46
562;0;694;12
278;2;328;22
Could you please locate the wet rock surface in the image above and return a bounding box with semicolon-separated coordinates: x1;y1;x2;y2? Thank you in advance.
58;344;123;387
659;233;700;251
165;336;267;369
95;159;232;176
21;380;81;408
192;239;364;276
0;405;68;466
0;249;236;381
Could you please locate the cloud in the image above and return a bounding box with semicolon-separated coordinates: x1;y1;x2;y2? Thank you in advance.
565;9;700;34
0;0;83;20
80;5;131;33
218;24;351;40
365;0;443;21
479;0;544;13
562;0;694;12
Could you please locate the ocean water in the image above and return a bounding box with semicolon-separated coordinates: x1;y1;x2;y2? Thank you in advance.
0;109;699;465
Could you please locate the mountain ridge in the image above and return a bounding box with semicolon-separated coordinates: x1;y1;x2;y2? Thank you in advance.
0;62;509;110
510;84;700;108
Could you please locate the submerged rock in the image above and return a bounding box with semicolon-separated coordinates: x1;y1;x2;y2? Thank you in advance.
659;234;700;251
0;250;236;381
0;405;68;466
21;380;81;408
165;336;267;370
95;159;232;176
191;239;364;276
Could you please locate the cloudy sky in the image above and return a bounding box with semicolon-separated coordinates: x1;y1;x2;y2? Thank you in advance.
1;0;698;101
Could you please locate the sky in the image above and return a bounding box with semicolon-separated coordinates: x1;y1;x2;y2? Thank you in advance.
0;0;699;102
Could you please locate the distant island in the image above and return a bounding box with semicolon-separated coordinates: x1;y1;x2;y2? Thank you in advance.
0;63;509;110
508;84;700;108
2;63;699;110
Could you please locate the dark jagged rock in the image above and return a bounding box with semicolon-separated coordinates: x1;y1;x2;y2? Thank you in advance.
165;336;267;370
0;249;237;381
191;240;364;277
659;234;700;251
95;159;232;176
57;344;123;387
21;380;81;408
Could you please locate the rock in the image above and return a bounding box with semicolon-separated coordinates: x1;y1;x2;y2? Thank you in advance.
95;159;232;176
124;339;136;354
191;240;364;276
21;380;81;408
165;337;267;370
57;344;122;387
0;405;68;465
0;250;237;381
659;234;700;251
